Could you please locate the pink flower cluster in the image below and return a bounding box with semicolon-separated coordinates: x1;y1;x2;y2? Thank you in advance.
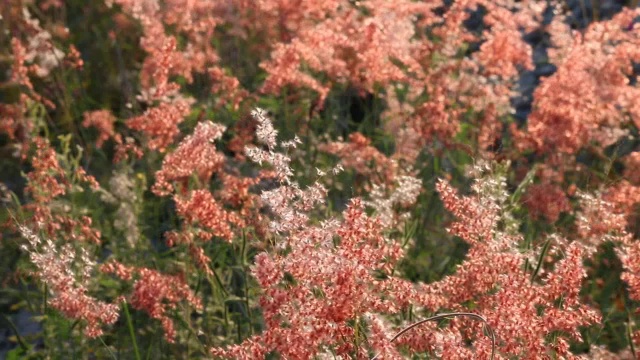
514;8;640;155
6;0;640;357
152;121;226;196
24;139;101;244
210;112;603;359
211;110;422;358
19;226;119;338
403;174;600;358
101;261;202;343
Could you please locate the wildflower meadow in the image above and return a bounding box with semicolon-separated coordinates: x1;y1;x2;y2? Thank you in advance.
2;0;640;359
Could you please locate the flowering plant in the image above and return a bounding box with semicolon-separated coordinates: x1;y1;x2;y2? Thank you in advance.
1;1;640;359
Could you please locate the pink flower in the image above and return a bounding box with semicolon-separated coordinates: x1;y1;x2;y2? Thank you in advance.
19;226;119;338
522;183;571;223
126;99;191;152
102;261;202;343
82;110;119;148
173;189;240;242
152;121;226;195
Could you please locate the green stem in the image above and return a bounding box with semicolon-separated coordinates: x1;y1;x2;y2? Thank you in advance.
627;308;637;359
530;237;552;283
241;230;253;335
123;302;141;360
0;313;29;352
98;336;118;360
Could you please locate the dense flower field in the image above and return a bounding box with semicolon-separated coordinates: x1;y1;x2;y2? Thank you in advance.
1;0;640;358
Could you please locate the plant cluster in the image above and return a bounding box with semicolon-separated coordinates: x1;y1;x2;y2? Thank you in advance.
1;0;640;359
